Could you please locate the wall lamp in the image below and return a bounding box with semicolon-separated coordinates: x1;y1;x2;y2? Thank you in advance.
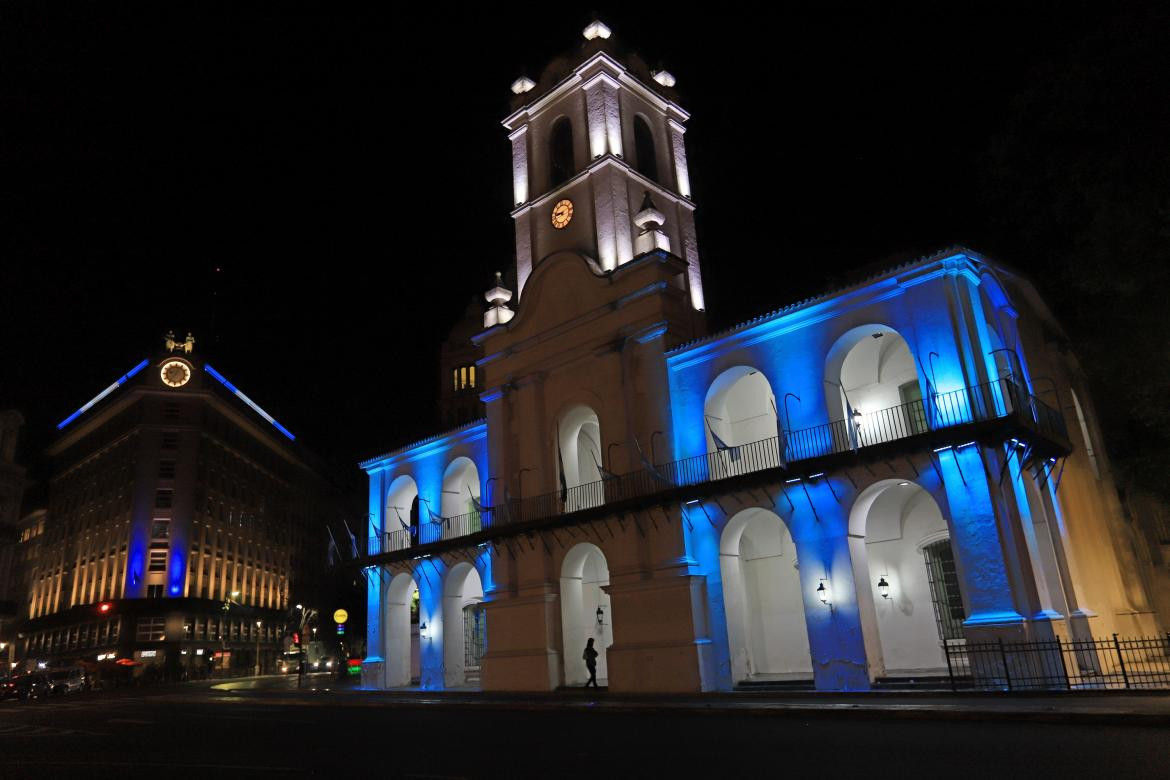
596;606;605;626
817;579;833;610
877;576;890;600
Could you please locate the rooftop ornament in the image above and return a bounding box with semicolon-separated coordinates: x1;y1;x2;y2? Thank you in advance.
583;20;611;40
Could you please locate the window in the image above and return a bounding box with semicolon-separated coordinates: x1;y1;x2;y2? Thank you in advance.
163;402;181;421
633;115;658;182
155;490;173;509
899;380;928;435
148;549;168;572
146;584;164;598
923;539;965;642
158;460;176;479
549;117;574;186
136;617;166;642
151;520;170;540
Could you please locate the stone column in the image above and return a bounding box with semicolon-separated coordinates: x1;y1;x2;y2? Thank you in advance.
361;471;386;688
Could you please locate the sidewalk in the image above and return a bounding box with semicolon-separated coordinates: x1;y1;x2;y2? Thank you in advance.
220;678;1170;726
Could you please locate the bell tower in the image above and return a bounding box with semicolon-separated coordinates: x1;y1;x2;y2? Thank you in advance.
503;21;705;310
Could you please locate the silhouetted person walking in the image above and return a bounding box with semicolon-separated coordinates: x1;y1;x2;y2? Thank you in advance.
583;638;599;688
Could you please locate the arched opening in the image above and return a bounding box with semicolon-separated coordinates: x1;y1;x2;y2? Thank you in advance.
556;405;604;510
384;475;419;552
720;507;812;684
633;115;658;182
559;543;613;687
384;572;420;687
549;117;575;187
442;563;485;688
441;457;482;538
703;366;779;477
848;480;963;680
826;326;926;449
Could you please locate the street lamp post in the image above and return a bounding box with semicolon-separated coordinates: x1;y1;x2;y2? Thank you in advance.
254;620;262;676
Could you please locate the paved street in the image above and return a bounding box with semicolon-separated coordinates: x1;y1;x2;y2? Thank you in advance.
1;675;1167;778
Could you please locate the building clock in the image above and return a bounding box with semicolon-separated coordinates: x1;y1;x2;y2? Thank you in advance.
551;199;573;229
160;360;191;388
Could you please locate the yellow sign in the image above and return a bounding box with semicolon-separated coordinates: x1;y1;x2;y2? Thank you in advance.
333;609;348;624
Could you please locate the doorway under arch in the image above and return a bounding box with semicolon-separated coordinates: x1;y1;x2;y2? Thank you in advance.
384;572;420;687
848;480;964;680
720;507;812;684
443;563;485;688
560;543;613;687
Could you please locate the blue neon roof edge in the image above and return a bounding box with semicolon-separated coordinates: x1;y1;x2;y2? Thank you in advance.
56;358;151;430
203;363;296;441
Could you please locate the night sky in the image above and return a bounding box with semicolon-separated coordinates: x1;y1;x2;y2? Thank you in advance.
3;4;1166;493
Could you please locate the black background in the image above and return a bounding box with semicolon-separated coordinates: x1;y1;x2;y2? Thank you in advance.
3;3;1167;496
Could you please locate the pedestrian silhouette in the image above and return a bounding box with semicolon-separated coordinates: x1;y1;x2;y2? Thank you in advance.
583;638;599;688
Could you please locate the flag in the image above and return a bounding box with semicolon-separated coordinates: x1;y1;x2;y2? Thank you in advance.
704;415;730;452
634;436;673;486
467;485;483;513
770;397;788;468
556;425;568;503
326;525;341;564
590;448;617;481
843;391;860;452
341;518;360;558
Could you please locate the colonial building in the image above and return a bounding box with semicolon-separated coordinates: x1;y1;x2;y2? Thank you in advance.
356;22;1162;693
18;335;345;678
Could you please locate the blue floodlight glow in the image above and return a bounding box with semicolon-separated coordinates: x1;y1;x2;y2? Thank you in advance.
932;445;953;453
204;363;296;440
784;477;802;484
808;472;825;479
57;359;149;430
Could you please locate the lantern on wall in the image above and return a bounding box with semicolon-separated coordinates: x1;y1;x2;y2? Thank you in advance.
877;576;890;600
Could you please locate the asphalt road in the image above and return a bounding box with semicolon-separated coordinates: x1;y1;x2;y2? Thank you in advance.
0;675;1165;778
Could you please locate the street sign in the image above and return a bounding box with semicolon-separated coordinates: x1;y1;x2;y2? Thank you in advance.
333;608;348;624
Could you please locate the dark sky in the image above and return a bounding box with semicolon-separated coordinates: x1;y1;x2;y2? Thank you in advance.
0;3;1156;483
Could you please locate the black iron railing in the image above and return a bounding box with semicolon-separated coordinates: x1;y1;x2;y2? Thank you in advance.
358;378;1067;558
945;634;1170;691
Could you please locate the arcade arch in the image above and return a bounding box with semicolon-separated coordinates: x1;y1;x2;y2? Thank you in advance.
441;456;482;537
559;543;613;686
384;572;420;687
720;507;812;684
848;480;962;679
557;405;604;510
826;326;925;448
443;563;486;688
703;366;780;476
384;475;419;551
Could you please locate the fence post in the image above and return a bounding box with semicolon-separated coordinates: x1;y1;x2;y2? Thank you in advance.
998;638;1012;692
1113;634;1130;689
1055;638;1072;690
943;641;957;692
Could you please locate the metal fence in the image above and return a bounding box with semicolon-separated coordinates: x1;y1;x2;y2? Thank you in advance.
944;634;1170;691
359;377;1066;558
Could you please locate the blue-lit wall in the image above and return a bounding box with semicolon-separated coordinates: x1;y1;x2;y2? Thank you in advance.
361;422;489;687
667;251;1035;689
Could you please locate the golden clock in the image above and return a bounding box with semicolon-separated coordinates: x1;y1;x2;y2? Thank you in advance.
551;199;573;229
160;360;191;388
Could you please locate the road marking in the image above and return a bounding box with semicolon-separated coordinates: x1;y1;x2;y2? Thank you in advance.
107;718;154;724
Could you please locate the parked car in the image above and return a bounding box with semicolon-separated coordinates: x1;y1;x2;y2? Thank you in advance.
10;673;53;701
48;667;88;695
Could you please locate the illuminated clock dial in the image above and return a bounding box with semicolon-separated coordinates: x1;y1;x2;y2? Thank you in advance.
160;360;191;388
551;199;574;229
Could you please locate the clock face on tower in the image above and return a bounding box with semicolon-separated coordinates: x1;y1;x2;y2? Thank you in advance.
551;199;573;229
160;360;191;388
